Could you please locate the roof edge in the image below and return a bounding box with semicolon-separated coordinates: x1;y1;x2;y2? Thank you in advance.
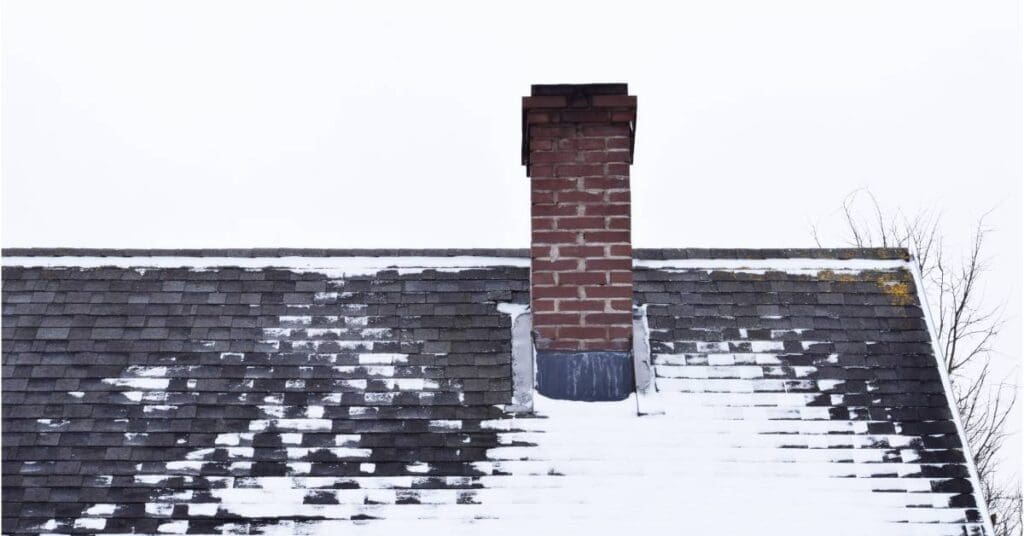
907;257;998;536
633;248;909;261
2;247;909;261
1;248;531;258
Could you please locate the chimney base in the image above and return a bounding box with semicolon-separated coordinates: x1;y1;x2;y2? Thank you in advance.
535;351;634;402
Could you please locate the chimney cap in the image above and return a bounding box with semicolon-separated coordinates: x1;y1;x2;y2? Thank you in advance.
530;83;628;97
521;83;637;167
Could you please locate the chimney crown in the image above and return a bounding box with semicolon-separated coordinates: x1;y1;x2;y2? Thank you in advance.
522;84;637;169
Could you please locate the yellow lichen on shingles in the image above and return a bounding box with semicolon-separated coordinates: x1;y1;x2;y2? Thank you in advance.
814;269;916;305
815;269;860;283
874;270;915;306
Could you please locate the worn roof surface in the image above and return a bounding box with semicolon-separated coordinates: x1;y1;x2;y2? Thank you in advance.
1;249;989;535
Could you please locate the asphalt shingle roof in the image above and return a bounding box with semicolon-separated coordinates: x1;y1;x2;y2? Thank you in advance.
0;249;989;535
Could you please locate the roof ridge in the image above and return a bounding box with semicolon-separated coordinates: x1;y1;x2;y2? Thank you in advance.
633;248;909;261
2;247;910;260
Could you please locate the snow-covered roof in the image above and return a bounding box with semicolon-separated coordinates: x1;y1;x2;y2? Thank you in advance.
0;249;990;535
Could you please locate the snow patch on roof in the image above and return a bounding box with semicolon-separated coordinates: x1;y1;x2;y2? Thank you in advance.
2;255;528;276
103;378;170;390
635;257;908;273
4;254;907;276
477;394;985;534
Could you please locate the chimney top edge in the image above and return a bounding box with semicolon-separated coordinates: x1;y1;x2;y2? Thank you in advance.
530;83;628;97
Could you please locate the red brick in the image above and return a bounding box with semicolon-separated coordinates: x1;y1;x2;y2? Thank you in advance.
584;312;632;324
523;95;568;109
606;163;630;175
532;245;554;257
609;190;631;202
581;177;628;190
558;191;605;203
558;326;607;339
581;125;631;137
530;125;575;137
533;299;557;312
532;258;576;271
611;110;636;122
608;244;631;257
525;112;551;124
532;203;579;217
584;258;632;271
559;272;607;285
558;299;606;312
607;137;631;149
533;326;558;339
573;138;606;150
532;285;578;298
531;217;555;231
583;285;633;298
532;272;555;285
608;271;632;284
529;138;554;151
532;178;577;191
531;151;576;164
609;299;633;311
608;217;630;230
582;151;630;164
534;312;581;325
610;272;633;284
528;165;554;178
532;190;556;204
582;339;630;351
555;164;605;177
583;203;630;216
584;231;630;243
557;216;605;230
532;231;577;244
591;95;637;108
607;325;633;338
557;245;605;258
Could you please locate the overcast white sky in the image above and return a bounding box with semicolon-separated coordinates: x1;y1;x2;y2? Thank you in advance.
2;0;1021;472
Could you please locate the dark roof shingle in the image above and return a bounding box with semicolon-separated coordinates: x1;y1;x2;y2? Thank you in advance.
0;250;988;535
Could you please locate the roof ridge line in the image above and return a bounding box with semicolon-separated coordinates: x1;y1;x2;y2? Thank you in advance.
2;247;910;261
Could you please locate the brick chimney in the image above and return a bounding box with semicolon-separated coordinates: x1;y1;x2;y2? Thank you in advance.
522;83;637;401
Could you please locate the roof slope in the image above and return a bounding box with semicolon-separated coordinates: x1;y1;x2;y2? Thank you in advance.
1;250;989;535
632;260;985;534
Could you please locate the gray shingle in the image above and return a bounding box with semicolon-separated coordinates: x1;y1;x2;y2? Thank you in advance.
0;252;987;535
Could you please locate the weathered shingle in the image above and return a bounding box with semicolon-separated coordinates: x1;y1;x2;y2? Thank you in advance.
0;251;989;535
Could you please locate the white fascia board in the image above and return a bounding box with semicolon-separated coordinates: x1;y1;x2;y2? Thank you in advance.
908;258;997;536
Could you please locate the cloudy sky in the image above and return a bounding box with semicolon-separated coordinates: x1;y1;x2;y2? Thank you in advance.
3;0;1020;470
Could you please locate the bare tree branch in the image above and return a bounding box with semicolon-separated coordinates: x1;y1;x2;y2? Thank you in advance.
819;191;1020;536
810;221;824;248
